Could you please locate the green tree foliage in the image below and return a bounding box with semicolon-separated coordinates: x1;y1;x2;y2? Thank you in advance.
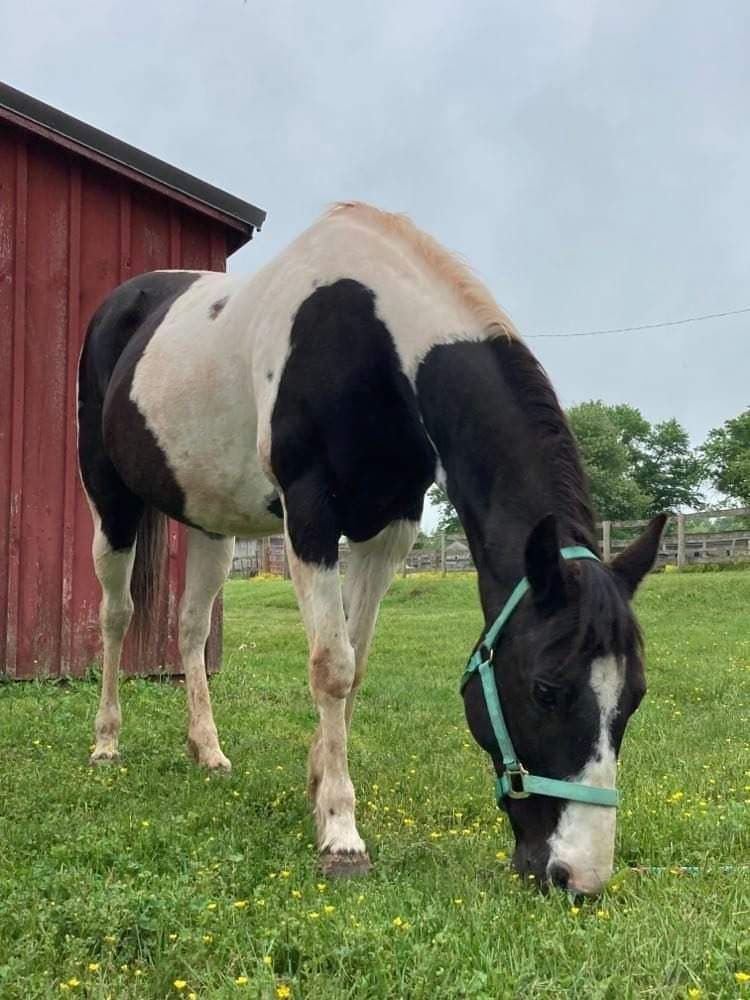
427;483;462;533
702;408;750;506
635;418;705;514
566;402;650;520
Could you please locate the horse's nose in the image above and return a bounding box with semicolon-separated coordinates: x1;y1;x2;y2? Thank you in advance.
548;862;571;890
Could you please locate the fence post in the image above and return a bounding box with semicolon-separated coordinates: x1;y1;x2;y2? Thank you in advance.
261;537;270;574
283;545;290;580
440;530;447;576
677;513;686;569
602;521;611;561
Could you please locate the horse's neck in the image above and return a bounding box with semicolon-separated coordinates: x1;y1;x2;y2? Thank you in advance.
416;337;596;623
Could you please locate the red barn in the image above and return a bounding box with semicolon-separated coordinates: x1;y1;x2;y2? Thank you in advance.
0;82;265;679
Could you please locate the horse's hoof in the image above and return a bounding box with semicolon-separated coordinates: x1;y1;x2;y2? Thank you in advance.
320;851;372;878
89;749;120;766
187;739;232;775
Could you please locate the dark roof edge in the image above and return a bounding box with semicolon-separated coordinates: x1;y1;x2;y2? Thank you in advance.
0;80;266;233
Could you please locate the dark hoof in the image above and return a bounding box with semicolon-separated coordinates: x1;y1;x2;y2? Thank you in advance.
320;851;372;878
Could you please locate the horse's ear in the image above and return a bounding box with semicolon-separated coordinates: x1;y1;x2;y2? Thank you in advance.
611;514;668;597
525;514;565;611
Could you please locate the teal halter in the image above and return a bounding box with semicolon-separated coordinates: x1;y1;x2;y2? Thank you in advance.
461;547;620;810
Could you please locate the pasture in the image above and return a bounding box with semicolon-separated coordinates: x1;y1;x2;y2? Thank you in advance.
1;571;748;999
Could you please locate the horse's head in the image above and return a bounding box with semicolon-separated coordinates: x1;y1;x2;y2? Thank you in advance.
462;512;666;895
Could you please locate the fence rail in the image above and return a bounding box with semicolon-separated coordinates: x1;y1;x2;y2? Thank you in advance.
231;508;750;577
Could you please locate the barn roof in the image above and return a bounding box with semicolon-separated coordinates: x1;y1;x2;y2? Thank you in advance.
0;80;266;253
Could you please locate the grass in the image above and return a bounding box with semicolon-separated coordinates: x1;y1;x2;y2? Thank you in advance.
0;571;748;999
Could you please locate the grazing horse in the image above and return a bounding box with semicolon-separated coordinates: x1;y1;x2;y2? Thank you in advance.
78;202;664;889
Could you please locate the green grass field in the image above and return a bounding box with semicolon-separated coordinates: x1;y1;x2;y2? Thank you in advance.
1;571;748;999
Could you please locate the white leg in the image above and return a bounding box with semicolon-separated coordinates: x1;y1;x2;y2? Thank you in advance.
343;520;419;728
286;519;418;876
180;528;234;773
90;521;135;764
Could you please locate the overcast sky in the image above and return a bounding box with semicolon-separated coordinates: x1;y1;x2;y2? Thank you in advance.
4;1;748;528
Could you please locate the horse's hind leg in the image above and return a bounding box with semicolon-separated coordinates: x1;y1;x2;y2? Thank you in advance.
180;527;234;773
90;512;139;764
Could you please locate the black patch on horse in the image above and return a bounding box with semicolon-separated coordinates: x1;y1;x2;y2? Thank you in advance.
78;272;201;549
271;279;435;566
209;296;229;319
265;492;284;520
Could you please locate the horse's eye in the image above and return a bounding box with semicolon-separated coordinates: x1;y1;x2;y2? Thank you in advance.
533;680;559;710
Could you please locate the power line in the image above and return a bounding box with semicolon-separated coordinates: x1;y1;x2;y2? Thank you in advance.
527;305;750;340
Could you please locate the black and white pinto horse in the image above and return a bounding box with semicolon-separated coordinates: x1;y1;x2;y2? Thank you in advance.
78;202;664;892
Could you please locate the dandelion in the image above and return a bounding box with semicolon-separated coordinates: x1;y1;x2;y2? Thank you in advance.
308;911;320;920
453;898;463;906
235;975;249;986
169;933;178;941
596;909;609;920
735;971;750;984
495;850;508;861
429;831;441;839
141;820;150;828
291;889;302;899
280;870;291;878
263;956;273;966
316;883;327;892
687;989;702;998
103;935;116;944
206;902;217;910
276;986;291;999
67;980;81;989
203;934;213;943
569;906;580;916
120;964;129;973
234;900;248;909
88;963;100;972
392;916;404;927
174;982;188;992
323;904;335;914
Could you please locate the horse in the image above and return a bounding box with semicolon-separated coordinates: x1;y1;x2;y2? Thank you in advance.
77;201;665;891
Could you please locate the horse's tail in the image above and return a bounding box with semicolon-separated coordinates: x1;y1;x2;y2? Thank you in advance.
130;506;168;641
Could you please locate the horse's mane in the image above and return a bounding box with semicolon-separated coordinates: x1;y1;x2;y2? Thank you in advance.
325;202;519;339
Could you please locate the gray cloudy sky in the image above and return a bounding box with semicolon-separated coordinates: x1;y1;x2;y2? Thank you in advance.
4;1;748;527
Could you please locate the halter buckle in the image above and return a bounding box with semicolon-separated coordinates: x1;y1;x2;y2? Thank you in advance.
506;763;530;799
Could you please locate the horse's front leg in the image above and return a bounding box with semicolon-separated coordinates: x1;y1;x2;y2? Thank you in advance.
283;507;370;876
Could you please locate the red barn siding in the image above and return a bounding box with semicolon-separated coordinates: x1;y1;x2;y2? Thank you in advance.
0;118;237;678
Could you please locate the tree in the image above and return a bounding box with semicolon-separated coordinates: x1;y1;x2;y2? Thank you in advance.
427;483;462;533
567;402;650;520
702;408;750;506
634;418;705;514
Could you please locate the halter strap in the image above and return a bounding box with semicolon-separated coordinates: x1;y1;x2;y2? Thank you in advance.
461;546;620;809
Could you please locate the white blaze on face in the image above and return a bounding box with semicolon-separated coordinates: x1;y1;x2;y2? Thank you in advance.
546;656;624;894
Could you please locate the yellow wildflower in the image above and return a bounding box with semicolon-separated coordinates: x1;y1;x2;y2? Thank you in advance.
203;934;213;943
392;916;404;927
453;898;463;906
495;850;508;861
687;989;702;999
291;889;302;899
316;883;327;892
233;900;248;909
308;911;320;920
735;971;750;984
103;935;116;944
235;975;249;986
141;820;150;828
323;905;335;914
596;909;609;919
174;982;188;992
276;986;291;999
67;980;80;989
206;902;217;910
569;906;580;916
263;956;273;966
169;933;178;941
87;963;100;972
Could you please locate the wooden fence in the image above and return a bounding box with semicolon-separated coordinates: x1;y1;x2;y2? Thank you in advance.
230;507;750;577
